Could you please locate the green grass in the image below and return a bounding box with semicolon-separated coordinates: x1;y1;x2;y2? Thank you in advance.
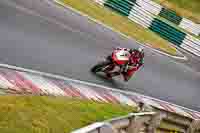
0;96;135;133
153;0;200;23
58;0;177;55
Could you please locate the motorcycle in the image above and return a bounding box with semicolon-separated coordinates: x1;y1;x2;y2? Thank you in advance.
91;47;138;81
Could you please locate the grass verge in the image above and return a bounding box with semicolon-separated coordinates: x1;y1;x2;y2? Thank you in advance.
153;0;200;24
0;96;135;133
58;0;177;55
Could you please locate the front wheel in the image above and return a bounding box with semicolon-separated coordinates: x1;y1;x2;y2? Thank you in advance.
91;61;110;73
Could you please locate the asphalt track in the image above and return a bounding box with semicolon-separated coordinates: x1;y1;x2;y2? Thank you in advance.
0;0;200;111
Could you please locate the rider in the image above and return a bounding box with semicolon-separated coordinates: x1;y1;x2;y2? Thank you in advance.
107;47;144;81
122;47;144;81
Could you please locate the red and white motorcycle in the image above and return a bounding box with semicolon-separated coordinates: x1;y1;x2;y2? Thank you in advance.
91;47;138;81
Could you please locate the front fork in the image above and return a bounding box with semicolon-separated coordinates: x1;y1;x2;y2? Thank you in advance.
102;64;115;73
102;55;114;73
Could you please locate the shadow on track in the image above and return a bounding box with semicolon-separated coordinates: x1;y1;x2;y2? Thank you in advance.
90;71;127;89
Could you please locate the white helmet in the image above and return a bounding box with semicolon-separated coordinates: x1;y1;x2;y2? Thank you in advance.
138;47;144;53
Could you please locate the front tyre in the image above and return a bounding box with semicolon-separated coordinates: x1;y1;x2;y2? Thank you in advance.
91;61;110;73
